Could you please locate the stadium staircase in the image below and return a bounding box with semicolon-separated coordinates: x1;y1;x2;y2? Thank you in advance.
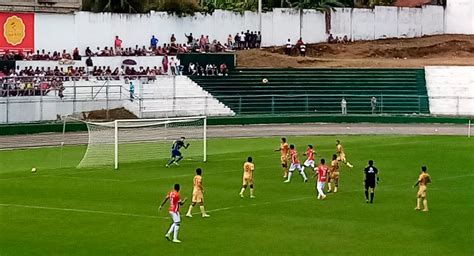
189;68;430;115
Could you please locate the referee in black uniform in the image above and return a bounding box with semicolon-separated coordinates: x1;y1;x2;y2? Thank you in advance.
364;160;379;203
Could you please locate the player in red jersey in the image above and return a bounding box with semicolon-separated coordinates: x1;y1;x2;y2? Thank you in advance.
284;144;308;183
159;183;188;243
302;144;316;173
315;159;329;200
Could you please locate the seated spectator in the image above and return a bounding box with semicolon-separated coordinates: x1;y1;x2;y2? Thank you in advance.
188;62;197;75
342;35;351;44
328;34;335;44
73;47;81;60
61;49;72;60
85;47;93;56
33;50;41;60
220;63;228;76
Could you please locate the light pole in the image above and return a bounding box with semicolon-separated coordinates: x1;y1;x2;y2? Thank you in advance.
258;0;262;34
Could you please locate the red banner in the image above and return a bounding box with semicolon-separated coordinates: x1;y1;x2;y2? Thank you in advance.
0;12;35;52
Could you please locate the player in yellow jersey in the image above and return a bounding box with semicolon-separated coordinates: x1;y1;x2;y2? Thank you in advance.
185;168;210;218
336;140;354;168
413;166;431;212
327;154;340;193
239;157;255;199
275;137;290;179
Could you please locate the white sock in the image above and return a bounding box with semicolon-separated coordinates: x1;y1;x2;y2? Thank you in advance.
287;172;293;181
300;169;307;180
187;205;193;215
240;188;245;195
173;224;180;240
199;205;206;215
250;188;254;197
167;223;175;235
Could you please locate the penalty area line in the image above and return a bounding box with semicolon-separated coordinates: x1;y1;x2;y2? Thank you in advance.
0;203;169;220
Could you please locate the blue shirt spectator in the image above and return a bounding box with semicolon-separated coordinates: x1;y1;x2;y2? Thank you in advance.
150;36;158;49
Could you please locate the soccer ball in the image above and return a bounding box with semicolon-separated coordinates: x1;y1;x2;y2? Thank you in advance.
31;167;37;173
262;78;268;84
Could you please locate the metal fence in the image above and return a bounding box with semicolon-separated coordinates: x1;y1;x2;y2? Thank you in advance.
0;76;473;123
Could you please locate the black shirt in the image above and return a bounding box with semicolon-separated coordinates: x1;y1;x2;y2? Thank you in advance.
364;165;378;182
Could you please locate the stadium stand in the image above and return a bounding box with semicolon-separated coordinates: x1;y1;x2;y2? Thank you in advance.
190;68;430;115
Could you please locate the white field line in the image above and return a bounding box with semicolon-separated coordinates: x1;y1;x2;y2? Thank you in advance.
2;174;473;220
0;203;168;220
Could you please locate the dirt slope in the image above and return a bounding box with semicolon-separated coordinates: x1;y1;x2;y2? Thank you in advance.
237;35;474;68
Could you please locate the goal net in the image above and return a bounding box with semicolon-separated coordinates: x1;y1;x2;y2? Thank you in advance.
76;116;207;169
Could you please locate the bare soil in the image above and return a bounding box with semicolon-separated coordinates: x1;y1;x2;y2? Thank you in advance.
84;108;137;120
237;35;474;68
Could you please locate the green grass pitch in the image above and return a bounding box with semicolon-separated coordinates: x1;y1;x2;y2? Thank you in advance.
1;135;473;255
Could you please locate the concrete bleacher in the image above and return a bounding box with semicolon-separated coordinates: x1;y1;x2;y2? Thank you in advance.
190;68;430;115
425;66;474;116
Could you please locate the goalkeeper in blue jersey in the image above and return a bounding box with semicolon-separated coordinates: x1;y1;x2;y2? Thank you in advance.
166;137;190;167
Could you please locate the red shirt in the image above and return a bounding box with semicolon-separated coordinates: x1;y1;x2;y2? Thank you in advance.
290;149;299;164
168;190;180;212
306;148;314;161
114;38;122;47
317;165;328;182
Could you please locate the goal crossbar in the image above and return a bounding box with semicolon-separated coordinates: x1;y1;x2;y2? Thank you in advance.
73;116;207;169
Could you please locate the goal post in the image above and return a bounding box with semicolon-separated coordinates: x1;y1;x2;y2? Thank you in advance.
76;116;207;169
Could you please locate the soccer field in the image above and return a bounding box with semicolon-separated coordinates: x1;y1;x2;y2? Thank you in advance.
1;135;473;255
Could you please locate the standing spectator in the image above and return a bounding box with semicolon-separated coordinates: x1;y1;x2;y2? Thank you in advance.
199;35;206;52
285;39;292;55
176;57;182;75
150;35;158;50
245;30;250;49
85;57;93;75
114;36;122;52
299;43;306;57
341;98;347;115
185;33;193;45
170;57;176;76
234;33;240;49
170;34;176;44
227;34;233;49
240;31;246;50
129;81;134;102
295;38;305;57
256;31;262;48
162;55;169;74
371;96;377;114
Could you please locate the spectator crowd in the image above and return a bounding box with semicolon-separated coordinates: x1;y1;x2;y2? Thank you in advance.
0;30;262;61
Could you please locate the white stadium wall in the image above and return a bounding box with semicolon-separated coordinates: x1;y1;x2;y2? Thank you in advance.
446;0;474;34
30;6;455;52
425;66;474;116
